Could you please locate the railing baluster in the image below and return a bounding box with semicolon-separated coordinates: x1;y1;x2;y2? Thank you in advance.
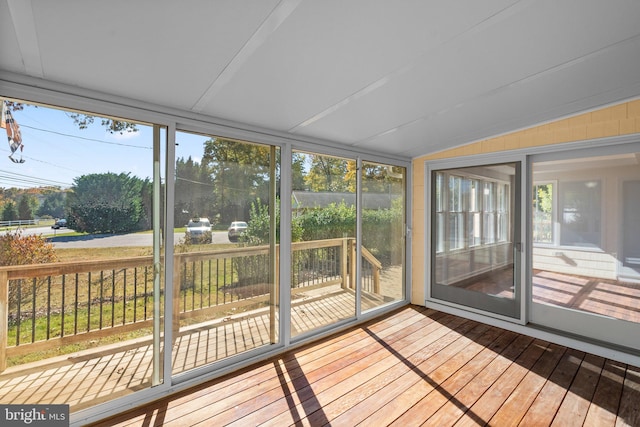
182;263;186;311
87;272;91;333
46;276;51;340
16;281;21;346
74;273;79;335
31;278;36;344
61;275;66;338
208;260;212;308
216;259;220;306
144;266;148;320
191;262;195;311
112;269;116;328
99;271;104;330
200;260;204;309
111;270;117;328
223;260;228;304
133;267;138;323
123;269;127;325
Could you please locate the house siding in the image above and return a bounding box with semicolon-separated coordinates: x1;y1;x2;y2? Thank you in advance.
411;99;640;304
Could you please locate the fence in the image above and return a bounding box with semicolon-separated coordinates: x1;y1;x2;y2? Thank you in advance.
0;237;380;371
0;220;40;228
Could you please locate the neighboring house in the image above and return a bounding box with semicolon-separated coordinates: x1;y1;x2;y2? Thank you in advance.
292;190;401;211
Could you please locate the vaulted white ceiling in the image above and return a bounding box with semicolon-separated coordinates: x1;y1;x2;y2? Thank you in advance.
2;0;640;159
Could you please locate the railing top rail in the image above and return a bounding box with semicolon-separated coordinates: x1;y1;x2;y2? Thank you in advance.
0;237;362;280
0;256;155;279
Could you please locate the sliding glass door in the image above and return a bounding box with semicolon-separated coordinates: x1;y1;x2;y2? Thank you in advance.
171;131;279;375
290;151;356;338
430;161;522;319
530;147;640;351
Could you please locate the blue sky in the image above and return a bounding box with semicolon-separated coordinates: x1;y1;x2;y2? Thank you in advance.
1;101;208;189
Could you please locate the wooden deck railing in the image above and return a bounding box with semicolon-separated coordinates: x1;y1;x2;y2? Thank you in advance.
0;237;381;371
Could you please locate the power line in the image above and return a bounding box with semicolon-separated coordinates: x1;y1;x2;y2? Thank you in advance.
19;123;152;150
0;169;71;187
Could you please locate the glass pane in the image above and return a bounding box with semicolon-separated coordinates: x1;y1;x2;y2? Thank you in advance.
433;163;516;300
533;183;554;243
532;153;640;324
0;99;164;412
290;151;356;337
172;132;279;375
560;181;601;247
361;162;405;312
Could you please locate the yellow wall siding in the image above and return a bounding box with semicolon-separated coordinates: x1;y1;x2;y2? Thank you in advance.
410;99;640;304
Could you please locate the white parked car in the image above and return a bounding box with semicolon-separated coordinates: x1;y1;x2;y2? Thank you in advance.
185;218;212;244
227;221;247;242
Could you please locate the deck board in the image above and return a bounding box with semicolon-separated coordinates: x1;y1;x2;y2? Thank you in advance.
91;306;640;427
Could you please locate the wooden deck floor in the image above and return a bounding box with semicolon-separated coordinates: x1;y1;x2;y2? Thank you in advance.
94;305;640;427
0;288;376;412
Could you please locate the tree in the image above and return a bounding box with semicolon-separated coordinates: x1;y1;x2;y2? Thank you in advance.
5;101;138;134
345;162;404;193
2;201;18;221
66;172;149;233
18;196;33;220
202;138;273;225
175;156;215;226
291;152;307;191
37;192;66;218
304;155;353;192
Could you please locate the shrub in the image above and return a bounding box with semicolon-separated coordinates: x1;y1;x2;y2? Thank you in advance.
298;201;356;241
0;229;58;311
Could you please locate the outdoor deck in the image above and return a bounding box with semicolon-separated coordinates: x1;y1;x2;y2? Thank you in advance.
0;287;387;412
93;305;640;427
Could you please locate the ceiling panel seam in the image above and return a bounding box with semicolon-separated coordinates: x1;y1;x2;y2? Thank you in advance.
190;0;302;113
287;0;531;134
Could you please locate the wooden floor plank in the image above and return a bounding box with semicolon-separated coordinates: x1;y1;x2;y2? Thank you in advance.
328;321;488;426
86;306;639;427
453;338;549;427
355;323;500;426
218;314;466;427
616;364;640;427
164;306;439;427
583;359;625;426
488;342;567;426
420;334;535;426
390;329;518;426
551;353;605;426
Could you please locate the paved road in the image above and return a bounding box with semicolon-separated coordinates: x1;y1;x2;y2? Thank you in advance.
3;226;232;248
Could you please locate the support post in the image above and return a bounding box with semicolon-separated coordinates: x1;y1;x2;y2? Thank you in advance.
0;271;8;372
341;238;349;289
172;254;181;343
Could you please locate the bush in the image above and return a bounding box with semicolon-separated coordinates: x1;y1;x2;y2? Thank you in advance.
298;201;356;241
243;198;302;245
0;229;58;311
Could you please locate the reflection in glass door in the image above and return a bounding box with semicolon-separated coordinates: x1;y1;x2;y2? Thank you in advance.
430;162;521;319
531;151;640;351
290;151;356;337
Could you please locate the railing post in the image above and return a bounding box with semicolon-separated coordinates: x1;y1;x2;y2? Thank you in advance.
0;270;8;372
350;239;357;290
373;265;381;294
172;254;181;342
341;238;348;289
